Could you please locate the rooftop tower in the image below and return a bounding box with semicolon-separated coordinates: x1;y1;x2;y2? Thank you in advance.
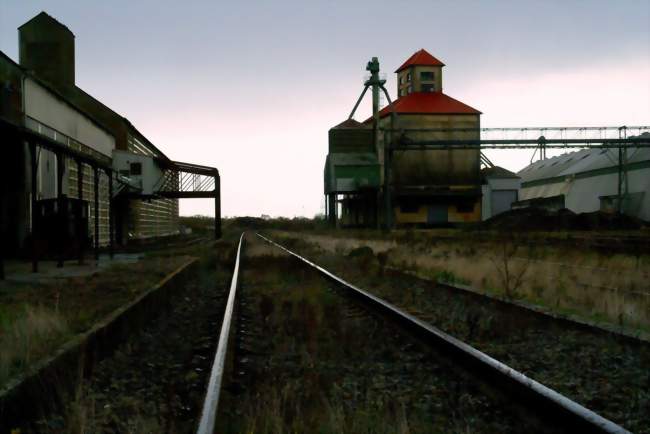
19;12;75;87
395;49;444;97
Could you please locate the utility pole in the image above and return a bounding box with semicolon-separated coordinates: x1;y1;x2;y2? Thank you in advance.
617;126;627;214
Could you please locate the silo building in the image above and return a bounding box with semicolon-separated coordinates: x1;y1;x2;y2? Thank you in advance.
326;49;483;227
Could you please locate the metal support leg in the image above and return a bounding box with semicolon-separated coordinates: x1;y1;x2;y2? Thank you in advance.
56;153;65;268
93;166;99;262
324;194;328;222
30;142;38;273
334;194;339;228
327;193;336;227
214;173;221;239
77;159;84;264
107;169;114;259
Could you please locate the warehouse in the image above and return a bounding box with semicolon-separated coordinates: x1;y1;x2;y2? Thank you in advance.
325;50;483;227
516;137;650;220
0;12;212;262
16;12;179;244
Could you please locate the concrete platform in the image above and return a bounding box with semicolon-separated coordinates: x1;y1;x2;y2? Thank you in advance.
3;253;145;284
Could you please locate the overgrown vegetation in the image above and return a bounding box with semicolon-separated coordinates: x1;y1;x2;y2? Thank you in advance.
216;240;532;433
0;254;193;388
276;229;650;332
269;234;650;433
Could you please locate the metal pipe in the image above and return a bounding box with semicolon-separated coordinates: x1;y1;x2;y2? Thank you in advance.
383;130;392;231
379;125;650;133
196;232;245;434
348;85;369;120
214;173;221;239
390;137;650;149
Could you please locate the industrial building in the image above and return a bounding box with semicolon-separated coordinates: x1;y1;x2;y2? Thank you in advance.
326;49;496;227
480;166;521;220
516;137;650;220
0;12;220;268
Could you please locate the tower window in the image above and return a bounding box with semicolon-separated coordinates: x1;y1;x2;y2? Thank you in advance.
406;72;411;82
420;71;435;81
130;162;142;175
422;84;435;92
399;76;404;85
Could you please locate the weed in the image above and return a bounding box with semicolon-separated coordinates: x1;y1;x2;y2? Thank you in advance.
0;305;69;385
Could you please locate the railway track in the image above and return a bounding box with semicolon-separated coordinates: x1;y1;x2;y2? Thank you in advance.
197;232;630;434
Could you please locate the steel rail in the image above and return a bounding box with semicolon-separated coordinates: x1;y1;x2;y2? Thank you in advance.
256;233;630;434
196;232;245;434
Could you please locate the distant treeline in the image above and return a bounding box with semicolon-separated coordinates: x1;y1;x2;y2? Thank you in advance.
180;215;327;233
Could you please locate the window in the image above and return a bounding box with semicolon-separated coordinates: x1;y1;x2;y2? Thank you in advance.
399;76;404;85
422;84;435;92
420;71;435;81
456;201;474;213
130;162;142;175
400;202;419;213
406;72;411;82
407;85;413;94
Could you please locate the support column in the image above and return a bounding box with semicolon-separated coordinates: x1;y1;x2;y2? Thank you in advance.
56;153;65;268
383;131;392;231
214;172;221;239
328;194;336;227
334;194;339;228
324;194;328;222
107;169;114;259
76;159;84;264
93;166;100;262
0;175;4;280
617;126;627;215
30;142;38;273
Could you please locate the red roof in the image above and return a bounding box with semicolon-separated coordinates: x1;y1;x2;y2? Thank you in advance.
373;92;481;119
395;49;445;72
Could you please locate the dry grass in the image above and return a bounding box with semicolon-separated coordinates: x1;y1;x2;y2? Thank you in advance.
0;305;69;385
0;255;193;389
275;230;650;332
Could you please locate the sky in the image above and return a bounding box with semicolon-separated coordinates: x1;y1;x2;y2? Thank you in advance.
2;0;649;218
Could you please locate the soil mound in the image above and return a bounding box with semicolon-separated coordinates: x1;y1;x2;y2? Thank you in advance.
483;208;646;231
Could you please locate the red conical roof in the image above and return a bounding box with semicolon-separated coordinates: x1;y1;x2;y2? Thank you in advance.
395;49;445;72
364;92;481;123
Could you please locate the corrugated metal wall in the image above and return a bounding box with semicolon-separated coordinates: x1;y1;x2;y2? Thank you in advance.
127;135;179;239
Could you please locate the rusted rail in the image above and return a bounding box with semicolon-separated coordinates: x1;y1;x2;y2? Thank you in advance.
256;233;630;434
196;232;244;434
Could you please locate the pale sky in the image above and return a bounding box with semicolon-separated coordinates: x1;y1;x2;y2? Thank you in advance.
2;0;649;218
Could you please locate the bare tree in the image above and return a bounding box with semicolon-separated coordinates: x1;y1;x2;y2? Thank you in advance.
490;235;531;299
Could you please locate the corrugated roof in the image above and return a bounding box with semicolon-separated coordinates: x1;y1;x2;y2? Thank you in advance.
371;92;481;119
517;135;650;183
481;166;520;179
395;49;445;72
331;118;368;130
